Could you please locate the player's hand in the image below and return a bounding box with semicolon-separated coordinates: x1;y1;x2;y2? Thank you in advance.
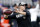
4;15;8;18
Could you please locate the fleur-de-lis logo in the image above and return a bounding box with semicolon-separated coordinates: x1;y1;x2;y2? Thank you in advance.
23;17;26;19
12;22;14;25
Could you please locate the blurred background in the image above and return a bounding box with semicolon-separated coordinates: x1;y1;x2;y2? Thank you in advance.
0;0;38;6
0;0;39;27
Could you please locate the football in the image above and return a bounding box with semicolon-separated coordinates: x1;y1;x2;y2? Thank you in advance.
4;9;13;15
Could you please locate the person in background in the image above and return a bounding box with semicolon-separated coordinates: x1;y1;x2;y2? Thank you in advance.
27;4;32;9
9;4;18;27
32;6;35;8
0;4;3;21
10;4;18;11
28;1;39;27
37;1;40;27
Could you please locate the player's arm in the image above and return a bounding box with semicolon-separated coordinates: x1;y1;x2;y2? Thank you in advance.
15;10;26;15
18;11;26;15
